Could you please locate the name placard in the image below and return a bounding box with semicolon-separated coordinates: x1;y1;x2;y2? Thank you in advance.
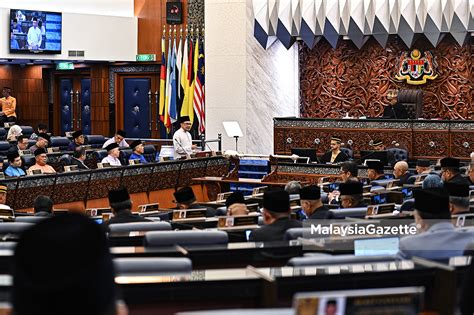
53;209;69;215
19;150;32;156
86;207;112;217
138;203;159;213
129;159;141;165
366;203;395;216
97;162;111;169
246;203;259;212
0;208;14;220
252;186;268;197
27;169;43;176
172;209;207;221
216;192;233;202
64;165;78;172
47;147;60;153
217;214;259;229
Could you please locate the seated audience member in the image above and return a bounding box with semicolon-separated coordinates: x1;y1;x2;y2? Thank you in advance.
398;188;474;260
440;157;470;185
225;191;249;216
300;185;329;220
319;136;349;164
67;130;85;151
468;163;474;185
445;183;471;215
0;87;17;124
5;151;26;177
173;186;216;217
28;148;56;174
12;213;127;315
8;134;29;154
0;185;7;205
370;139;385;151
382;89;408;119
29;123;48;140
340;161;358;182
393;161;410;185
102;129;129;149
366;160;386;183
338;181;365;208
107;187;149;225
71;147;89;170
415;159;431;175
129;140;147;164
7;125;22;142
29;133;50;153
422;174;443;189
284;181;301;195
101;143;122;167
249;189;301;242
34;195;53;217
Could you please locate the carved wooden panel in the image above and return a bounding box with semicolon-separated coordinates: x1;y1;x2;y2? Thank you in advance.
412;131;449;158
450;131;474;158
300;37;473;120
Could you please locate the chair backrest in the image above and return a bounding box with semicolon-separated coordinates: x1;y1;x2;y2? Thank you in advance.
0;222;33;234
327;207;368;219
92;150;108;164
109;222;171;234
19;126;34;138
85;135;106;148
0;141;11;156
397;89;423;119
145;230;229;247
27;139;36;149
288;254;399;267
284;227;312;240
0;128;6;141
400;198;415;212
59;154;72;166
387;148;408;163
119;148;133;165
143;145;157;162
22;154;36;168
15;216;49;224
114;257;192;276
340;147;353;159
49;136;71;151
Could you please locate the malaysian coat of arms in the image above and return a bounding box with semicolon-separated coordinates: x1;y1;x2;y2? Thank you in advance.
395;49;438;85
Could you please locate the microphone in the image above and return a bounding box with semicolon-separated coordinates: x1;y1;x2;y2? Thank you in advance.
174;138;191;158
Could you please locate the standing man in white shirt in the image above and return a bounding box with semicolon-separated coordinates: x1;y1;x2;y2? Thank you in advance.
101;143;122;166
27;17;42;51
173;116;196;159
102;129;129;149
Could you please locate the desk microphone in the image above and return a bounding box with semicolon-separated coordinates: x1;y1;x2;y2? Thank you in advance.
174;139;191;158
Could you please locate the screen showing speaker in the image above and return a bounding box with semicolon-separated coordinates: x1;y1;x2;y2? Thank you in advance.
10;9;62;54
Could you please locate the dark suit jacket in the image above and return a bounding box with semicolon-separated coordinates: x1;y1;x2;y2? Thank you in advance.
189;203;217;217
249;217;302;242
308;205;330;220
107;210;150;225
71;157;89;170
383;103;408;119
397;172;411;186
447;173;471;186
319;151;349;164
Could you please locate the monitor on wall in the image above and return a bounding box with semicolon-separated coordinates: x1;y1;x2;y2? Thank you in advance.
10;9;62;54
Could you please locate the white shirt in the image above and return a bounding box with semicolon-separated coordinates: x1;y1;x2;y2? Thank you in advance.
101;155;122;166
173;128;193;159
27;26;42;48
102;138;129;149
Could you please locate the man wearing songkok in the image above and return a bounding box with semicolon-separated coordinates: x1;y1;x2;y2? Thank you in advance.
102;129;129;149
366;160;386;183
398;188;474;260
29;132;50;153
445;183;471;215
173;116;196;159
101;143;122;166
107;187;149;225
440;157;471;185
5;151;26;177
0;185;7;205
28;148;56;174
12;213;127;315
129;140;147;164
174;186;216;217
370;139;385;151
249;189;301;242
338;181;365;209
393;161;411;186
416;159;431;175
67;130;85;151
319;136;349;164
300;185;329;220
225;191;249;216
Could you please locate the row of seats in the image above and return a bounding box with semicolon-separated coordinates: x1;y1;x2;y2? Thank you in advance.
338;147;409;162
0;126;34;142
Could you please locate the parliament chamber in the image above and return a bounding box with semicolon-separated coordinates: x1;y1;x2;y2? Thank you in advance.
0;0;472;315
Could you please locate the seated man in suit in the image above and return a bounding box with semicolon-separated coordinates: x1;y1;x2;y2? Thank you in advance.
440;157;471;185
300;185;329;220
129;140;147;164
445;183;470;216
366;160;386;183
382;89;408;119
398;188;474;260
5;151;26;177
67;130;85;151
29;133;50;153
29;123;48;141
249;189;301;242
71;147;89;170
101;143;122;166
8;135;29;155
393;161;411;185
340;161;359;183
33;195;53;217
107;186;149;225
319;136;349;164
173;186;216;217
338;181;366;208
225;191;249;216
102;129;129;149
28;148;56;174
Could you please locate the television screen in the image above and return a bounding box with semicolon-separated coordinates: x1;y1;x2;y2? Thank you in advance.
10;9;62;54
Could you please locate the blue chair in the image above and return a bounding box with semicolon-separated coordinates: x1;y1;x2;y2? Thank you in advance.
85;135;106;149
340;147;353;159
114;257;192;276
387;148;408;165
143;145;157;162
0;141;11;156
0;222;33;234
119;148;133;165
49;136;71;151
288;254;399;267
59;154;73;166
92;150;107;165
108;222;171;233
0;128;6;141
144;230;229;247
19;126;34;138
22;154;36;168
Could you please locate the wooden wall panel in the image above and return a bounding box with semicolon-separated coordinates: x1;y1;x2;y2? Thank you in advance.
300;36;473;120
90;65;110;136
